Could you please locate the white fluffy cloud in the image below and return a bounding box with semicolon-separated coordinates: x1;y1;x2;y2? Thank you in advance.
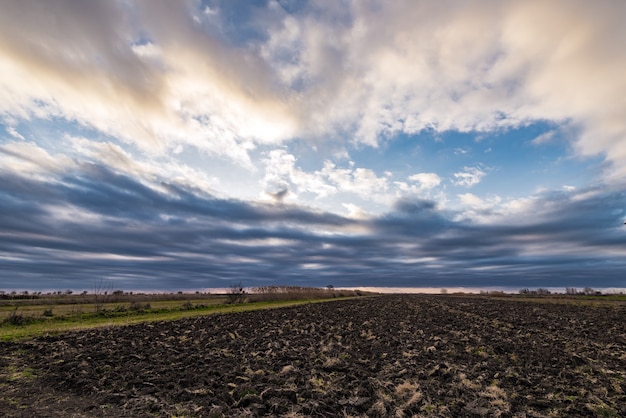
457;192;542;224
394;173;444;202
261;151;454;213
452;166;486;188
261;149;390;203
261;0;626;176
408;173;442;190
0;0;625;179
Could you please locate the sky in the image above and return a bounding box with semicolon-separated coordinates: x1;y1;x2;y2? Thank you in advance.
1;0;625;292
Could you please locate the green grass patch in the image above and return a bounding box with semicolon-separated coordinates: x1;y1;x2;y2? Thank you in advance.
0;298;345;342
0;298;228;320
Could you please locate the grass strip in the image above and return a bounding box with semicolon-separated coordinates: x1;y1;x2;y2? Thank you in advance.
0;298;343;342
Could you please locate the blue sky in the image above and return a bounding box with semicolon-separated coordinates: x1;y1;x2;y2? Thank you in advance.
1;0;625;292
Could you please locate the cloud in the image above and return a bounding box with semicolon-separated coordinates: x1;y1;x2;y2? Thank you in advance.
394;173;445;205
1;141;625;290
260;0;626;178
1;1;626;291
456;193;507;223
1;1;624;178
531;130;556;145
261;149;335;200
452;166;487;188
0;140;75;178
261;149;389;202
408;173;442;190
5;125;24;141
458;193;494;209
0;0;294;168
262;152;452;213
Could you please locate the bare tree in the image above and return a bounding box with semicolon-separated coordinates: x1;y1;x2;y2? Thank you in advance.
226;282;246;304
94;278;113;312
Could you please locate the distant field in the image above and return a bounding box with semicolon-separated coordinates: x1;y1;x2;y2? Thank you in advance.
0;299;341;342
0;287;369;341
0;296;228;320
487;293;626;305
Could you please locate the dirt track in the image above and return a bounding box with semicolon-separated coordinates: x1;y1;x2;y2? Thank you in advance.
1;295;625;417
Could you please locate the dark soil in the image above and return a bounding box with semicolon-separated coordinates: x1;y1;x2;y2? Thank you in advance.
1;295;626;417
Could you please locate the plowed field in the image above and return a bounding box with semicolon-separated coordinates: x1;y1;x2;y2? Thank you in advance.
1;295;625;417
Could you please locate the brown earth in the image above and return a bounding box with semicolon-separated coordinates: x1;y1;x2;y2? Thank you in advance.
1;295;625;417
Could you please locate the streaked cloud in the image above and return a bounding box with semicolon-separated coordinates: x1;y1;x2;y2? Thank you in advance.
532;130;557;145
1;141;625;290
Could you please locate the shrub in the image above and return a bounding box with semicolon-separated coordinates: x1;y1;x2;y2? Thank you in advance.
4;308;27;326
130;301;151;311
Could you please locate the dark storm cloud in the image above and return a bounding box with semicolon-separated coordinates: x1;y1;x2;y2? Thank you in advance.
373;198;453;237
1;150;626;291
